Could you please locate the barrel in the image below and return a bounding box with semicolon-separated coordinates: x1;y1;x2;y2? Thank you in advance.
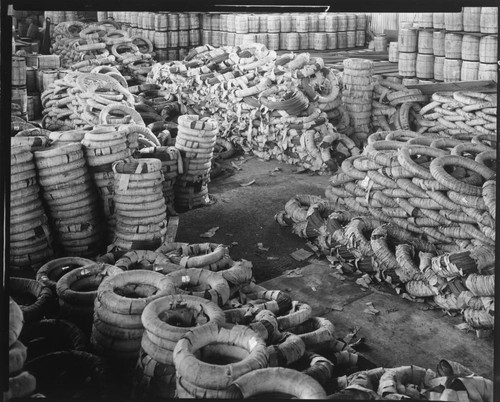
432;31;446;56
280;32;288;50
318;14;325;31
398;52;417;77
248;14;260;33
325;13;338;32
202;14;211;30
155;14;168;31
25;54;38;68
202;30;211;45
443;58;462;82
176;14;188;30
168;30;179;48
416;13;433;28
461;35;480;61
178;30;189;47
267;33;280;50
461;61;479;81
219;14;228;31
226;32;235;46
314;32;328;50
398;28;418;52
286;32;300;50
37;55;60;70
296;14;308;32
219;31;227;46
155;48;169;62
433;13;445;29
337;31;347;48
280;14;291;33
27;93;41;121
12;56;27;86
388;42;399;62
42;70;59;91
167;48;178;61
444;12;463;31
97;11;108;21
337;14;348;31
25;67;37;92
255;33;267;48
479;35;498;63
211;31;221;47
327;32;338;50
480;8;498;33
444;33;462;59
416;53;434;79
356;13;367;30
417;30;433;54
346;31;356;48
290;13;298;31
154;31;169;48
463;7;481;32
433;56;445;81
299;33;309;50
258;14;267;33
478;63;497;82
130;12;138;27
402;78;419;85
189;13;200;29
355;30;365;47
235;14;249;34
227;13;236;32
267;14;280;33
189;29;200;47
346;14;356;31
168;13;179;31
12;86;28;118
309;14;319;31
211;14;221;31
374;34;387;52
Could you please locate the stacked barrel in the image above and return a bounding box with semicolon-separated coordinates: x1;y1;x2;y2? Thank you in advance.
108;12;201;62
174;115;218;210
202;12;367;51
397;8;498;83
10;145;54;271
34;143;104;258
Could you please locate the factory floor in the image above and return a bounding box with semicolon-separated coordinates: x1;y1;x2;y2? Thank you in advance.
176;154;494;379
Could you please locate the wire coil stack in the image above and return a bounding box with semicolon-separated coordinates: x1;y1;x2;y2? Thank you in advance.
341;58;374;145
10;145;54;271
111;158;168;251
34;143;104;258
174;115;218;210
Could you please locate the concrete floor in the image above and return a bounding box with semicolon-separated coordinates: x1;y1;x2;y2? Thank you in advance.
176;154;494;379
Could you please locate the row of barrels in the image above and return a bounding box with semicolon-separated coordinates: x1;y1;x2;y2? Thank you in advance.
396;27;497;82
201;30;366;51
411;8;498;33
100;11;368;34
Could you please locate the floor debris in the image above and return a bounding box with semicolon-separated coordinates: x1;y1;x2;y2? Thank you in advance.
290;248;314;261
199;226;220;238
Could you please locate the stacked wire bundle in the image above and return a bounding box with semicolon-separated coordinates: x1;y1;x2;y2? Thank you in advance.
138;146;181;213
111;158;168;251
174;115;218;210
341;58;374;146
7;298;37;400
91;270;171;365
10;144;54;271
148;44;355;173
34;143;104;258
82;125;137;244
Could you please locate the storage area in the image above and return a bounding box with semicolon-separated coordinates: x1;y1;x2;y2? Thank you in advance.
6;6;497;401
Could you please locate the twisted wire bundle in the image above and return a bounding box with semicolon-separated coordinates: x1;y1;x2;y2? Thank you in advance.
34;143;104;258
10;145;54;271
147;43;359;172
174;115;218;210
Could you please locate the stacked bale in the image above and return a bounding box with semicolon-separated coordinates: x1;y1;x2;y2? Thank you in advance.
56;262;122;333
34;143;104;258
111;158;168;251
10;144;54;271
341;59;373;145
7;298;37;401
138;146;181;213
135;295;226;398
174;115;218;210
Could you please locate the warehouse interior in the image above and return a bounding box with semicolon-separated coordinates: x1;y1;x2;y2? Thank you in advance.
4;3;498;400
